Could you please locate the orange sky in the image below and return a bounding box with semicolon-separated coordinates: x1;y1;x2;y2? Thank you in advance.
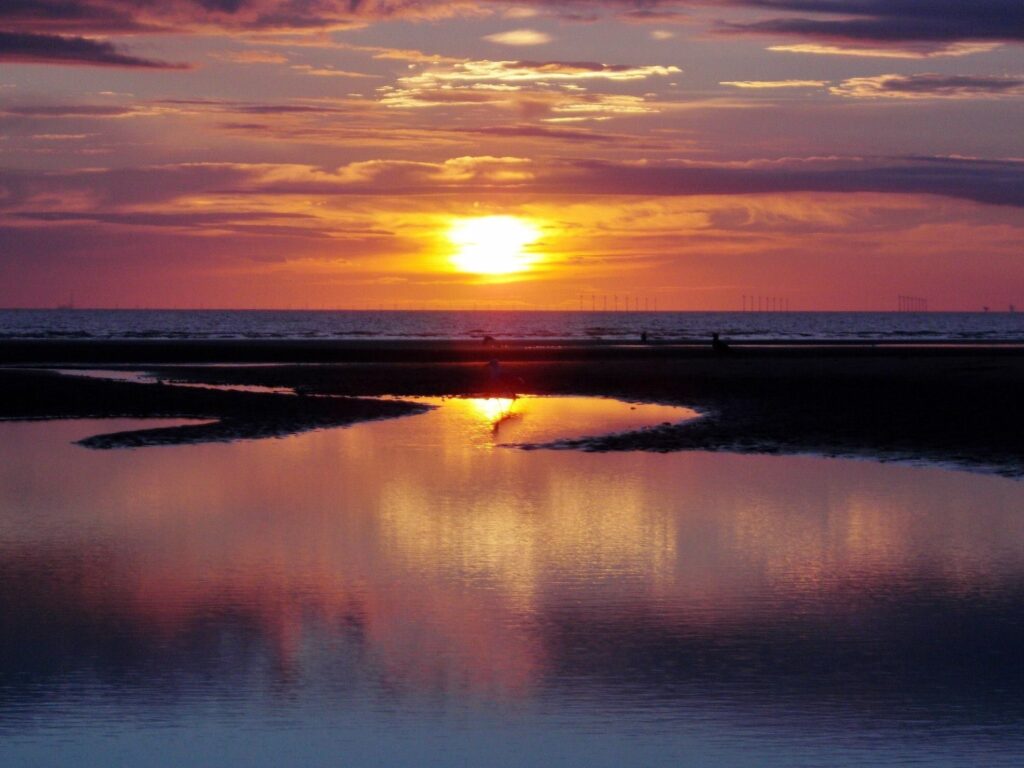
1;1;1023;309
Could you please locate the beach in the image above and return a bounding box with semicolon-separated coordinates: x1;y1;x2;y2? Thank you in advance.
3;340;1023;476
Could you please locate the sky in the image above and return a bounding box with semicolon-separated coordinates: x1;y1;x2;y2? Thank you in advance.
1;0;1022;310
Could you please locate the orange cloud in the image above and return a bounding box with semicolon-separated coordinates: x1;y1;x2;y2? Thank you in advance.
830;73;1024;99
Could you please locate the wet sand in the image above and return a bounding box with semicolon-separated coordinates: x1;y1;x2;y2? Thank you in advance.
0;368;429;448
2;340;1023;475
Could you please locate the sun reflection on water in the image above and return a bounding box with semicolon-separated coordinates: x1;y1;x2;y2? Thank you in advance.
466;397;517;429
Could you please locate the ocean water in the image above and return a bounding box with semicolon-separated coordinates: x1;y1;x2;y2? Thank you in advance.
2;398;1024;767
2;308;1024;342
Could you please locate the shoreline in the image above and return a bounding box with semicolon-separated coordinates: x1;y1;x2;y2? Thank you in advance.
5;338;1024;365
0;368;430;449
2;341;1023;477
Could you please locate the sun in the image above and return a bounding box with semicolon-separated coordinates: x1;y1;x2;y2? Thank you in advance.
447;216;542;275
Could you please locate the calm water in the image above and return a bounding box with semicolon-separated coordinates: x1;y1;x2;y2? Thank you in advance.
3;308;1024;342
2;399;1024;767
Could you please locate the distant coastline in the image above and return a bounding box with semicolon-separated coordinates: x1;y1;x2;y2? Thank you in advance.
1;308;1023;344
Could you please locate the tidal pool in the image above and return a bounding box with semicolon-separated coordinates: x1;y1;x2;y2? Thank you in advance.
1;397;1023;767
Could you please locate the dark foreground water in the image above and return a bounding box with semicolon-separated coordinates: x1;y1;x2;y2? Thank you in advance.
2;398;1023;767
3;308;1024;342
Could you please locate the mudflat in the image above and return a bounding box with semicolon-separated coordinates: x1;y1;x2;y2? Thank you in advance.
2;340;1023;475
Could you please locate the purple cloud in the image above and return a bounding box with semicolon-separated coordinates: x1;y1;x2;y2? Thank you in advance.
0;31;189;68
4;156;1022;213
831;73;1024;98
726;0;1024;44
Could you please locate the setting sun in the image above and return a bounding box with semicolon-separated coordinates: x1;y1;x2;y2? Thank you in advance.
448;216;542;275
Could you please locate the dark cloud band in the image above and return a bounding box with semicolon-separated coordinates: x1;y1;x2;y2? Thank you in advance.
1;1;1022;46
0;31;188;68
6;155;1017;210
727;0;1024;43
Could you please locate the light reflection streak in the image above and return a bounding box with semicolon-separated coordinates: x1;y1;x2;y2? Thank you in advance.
467;396;517;432
0;408;1023;710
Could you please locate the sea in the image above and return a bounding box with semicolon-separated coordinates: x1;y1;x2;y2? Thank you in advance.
2;308;1024;342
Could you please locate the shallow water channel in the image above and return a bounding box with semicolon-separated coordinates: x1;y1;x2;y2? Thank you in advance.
1;395;1023;767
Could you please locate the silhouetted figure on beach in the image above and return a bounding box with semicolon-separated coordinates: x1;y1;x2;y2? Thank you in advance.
640;331;648;343
711;332;730;355
484;357;523;398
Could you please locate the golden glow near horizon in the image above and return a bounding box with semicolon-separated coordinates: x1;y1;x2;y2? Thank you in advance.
448;216;542;275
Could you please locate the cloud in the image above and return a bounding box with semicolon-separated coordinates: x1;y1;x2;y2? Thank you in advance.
527;155;1020;209
154;98;355;115
541;93;667;118
205;108;684;151
470;124;579;139
460;123;671;148
11;209;321;234
0;0;438;34
484;29;553;45
528;156;1024;208
0;0;149;34
503;7;541;20
29;133;92;141
345;44;465;65
0;103;138;117
209;49;289;64
378;83;665;118
618;9;692;25
0;0;601;36
239;155;1024;209
767;42;1003;59
4;0;1016;47
5;156;1022;218
831;73;1024;99
0;31;188;68
376;58;680;115
400;59;681;85
0;163;256;209
721;79;827;89
246;155;537;191
289;64;378;78
724;0;1024;50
